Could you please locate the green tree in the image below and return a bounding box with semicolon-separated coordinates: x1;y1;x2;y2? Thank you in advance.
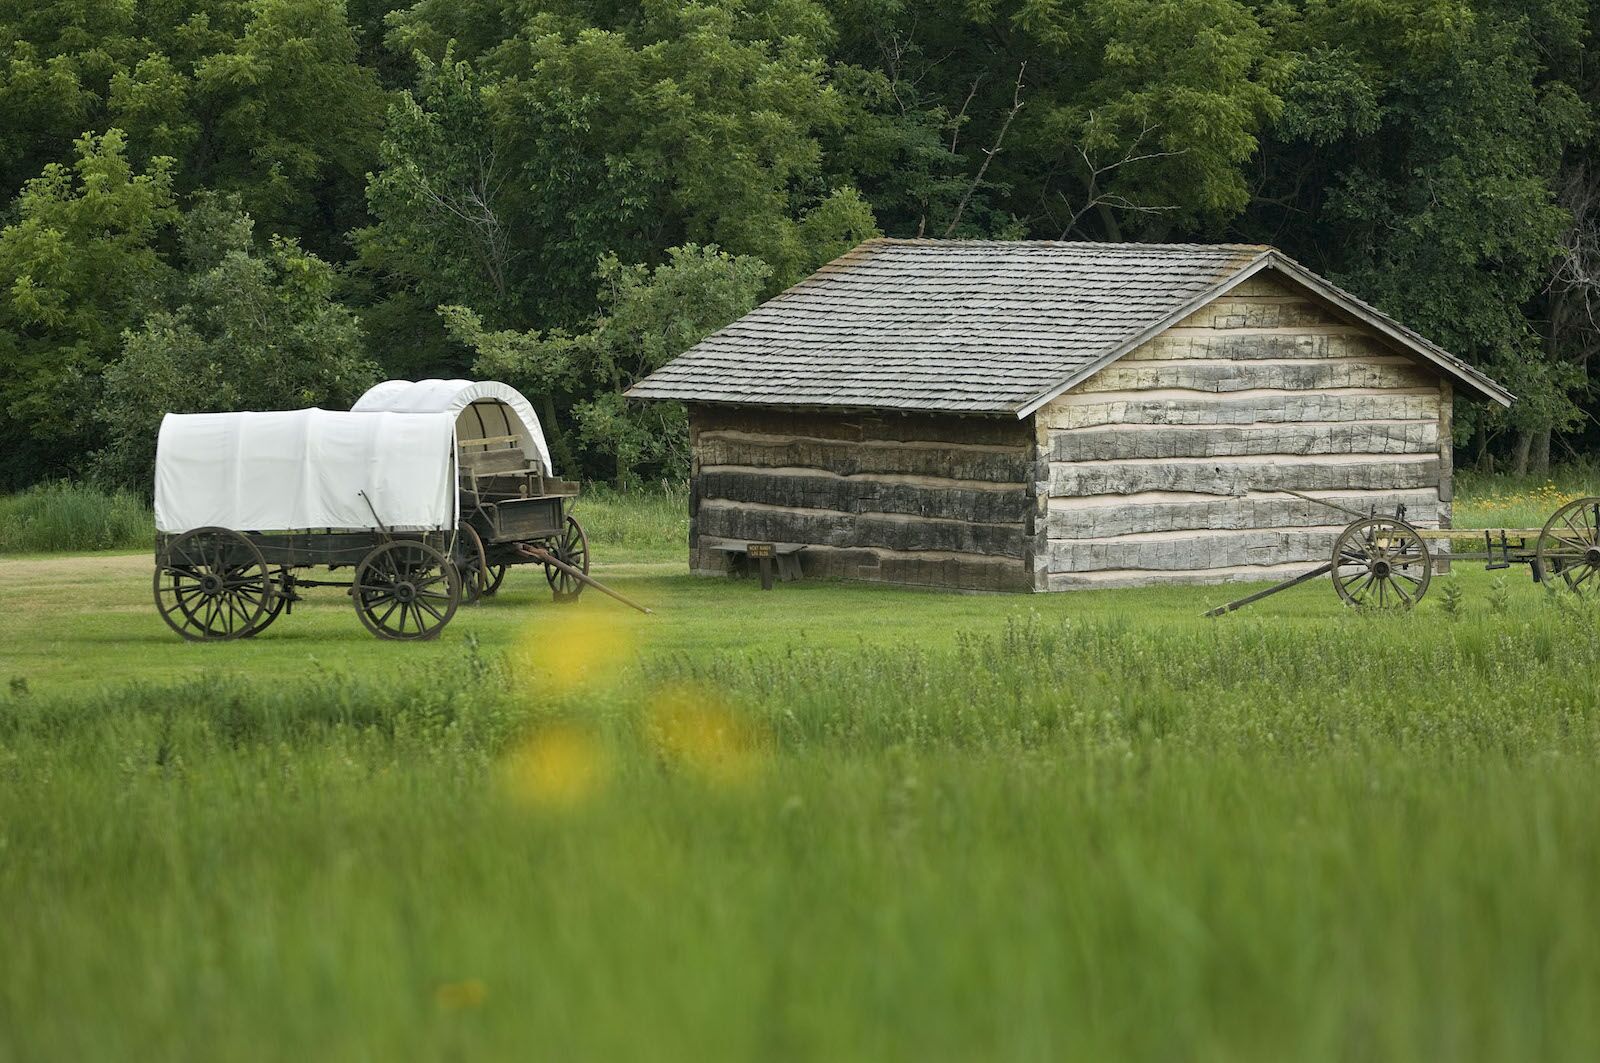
362;0;877;354
445;244;771;484
1246;0;1590;470
0;130;178;484
0;0;386;252
823;0;1284;239
96;195;377;490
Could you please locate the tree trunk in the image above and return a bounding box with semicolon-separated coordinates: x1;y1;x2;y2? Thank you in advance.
1511;429;1533;477
1473;421;1493;473
539;394;577;475
1533;429;1551;478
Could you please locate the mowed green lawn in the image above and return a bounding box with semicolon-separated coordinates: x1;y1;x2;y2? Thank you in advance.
4;485;1600;1060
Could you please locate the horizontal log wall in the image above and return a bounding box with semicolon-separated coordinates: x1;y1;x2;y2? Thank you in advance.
1037;272;1448;589
689;406;1033;591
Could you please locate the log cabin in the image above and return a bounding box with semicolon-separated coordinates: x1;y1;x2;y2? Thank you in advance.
626;240;1512;591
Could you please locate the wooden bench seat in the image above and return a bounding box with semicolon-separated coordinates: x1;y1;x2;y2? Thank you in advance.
708;541;805;582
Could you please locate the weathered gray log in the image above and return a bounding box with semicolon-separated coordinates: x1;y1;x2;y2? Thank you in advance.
1048;457;1441;497
697;500;1025;558
695;537;1030;592
1171;298;1341;329
1048;421;1438;462
1048;529;1343;573
695;434;1027;481
1040;392;1439;429
1046;561;1321;591
1075;360;1434;394
698;468;1029;524
1048;489;1441;539
691;405;1030;446
1129;331;1407;362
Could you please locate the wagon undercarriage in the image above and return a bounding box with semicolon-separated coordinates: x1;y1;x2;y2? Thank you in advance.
1206;494;1600;616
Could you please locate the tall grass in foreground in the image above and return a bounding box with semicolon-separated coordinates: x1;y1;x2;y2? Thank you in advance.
5;610;1600;1060
0;481;155;553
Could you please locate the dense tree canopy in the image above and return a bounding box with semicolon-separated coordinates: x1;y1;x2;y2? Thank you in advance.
2;0;1596;487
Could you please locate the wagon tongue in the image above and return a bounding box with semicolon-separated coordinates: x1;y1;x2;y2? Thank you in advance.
513;543;653;615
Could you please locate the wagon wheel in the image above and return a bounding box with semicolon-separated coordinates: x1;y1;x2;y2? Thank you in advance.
1536;496;1600;592
480;564;509;597
352;540;461;641
543;515;590;603
1331;517;1431;610
456;521;489;605
153;527;273;641
241;572;290;638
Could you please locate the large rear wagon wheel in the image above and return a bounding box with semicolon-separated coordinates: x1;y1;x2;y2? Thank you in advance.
544;516;590;603
1331;517;1431;610
1536;496;1600;591
353;540;461;641
154;527;273;641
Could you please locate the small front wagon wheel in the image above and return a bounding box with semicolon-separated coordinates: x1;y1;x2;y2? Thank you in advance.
544;516;590;603
353;540;460;640
1536;497;1600;592
456;521;489;605
1332;517;1431;610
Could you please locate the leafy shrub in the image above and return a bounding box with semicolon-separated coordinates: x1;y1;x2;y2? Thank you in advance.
0;481;154;553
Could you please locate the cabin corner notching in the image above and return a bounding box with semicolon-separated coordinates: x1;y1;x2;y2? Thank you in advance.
628;240;1508;592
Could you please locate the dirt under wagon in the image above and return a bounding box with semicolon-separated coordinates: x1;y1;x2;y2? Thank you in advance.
151;379;604;642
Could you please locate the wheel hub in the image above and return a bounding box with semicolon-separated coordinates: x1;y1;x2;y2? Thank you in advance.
1587;547;1600;565
200;573;224;595
1371;559;1391;579
394;581;417;603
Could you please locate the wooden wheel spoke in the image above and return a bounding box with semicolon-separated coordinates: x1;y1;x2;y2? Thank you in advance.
1391;568;1424;588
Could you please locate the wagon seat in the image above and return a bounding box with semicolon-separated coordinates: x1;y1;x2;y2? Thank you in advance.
352;379;557;506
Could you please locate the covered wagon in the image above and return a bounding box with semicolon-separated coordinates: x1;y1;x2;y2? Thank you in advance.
152;380;605;642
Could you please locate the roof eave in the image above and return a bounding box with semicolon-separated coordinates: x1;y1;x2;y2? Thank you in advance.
1011;249;1514;418
1259;253;1514;408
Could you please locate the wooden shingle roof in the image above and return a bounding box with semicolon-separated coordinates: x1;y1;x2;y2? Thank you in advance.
626;239;1512;415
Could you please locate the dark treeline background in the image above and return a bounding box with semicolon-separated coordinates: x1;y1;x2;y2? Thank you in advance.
3;0;1598;490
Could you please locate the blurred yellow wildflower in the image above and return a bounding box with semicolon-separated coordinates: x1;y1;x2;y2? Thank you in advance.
499;724;609;808
647;684;765;785
434;979;488;1011
506;609;638;695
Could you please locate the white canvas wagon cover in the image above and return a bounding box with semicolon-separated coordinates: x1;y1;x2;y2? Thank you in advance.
352;379;552;474
155;409;458;534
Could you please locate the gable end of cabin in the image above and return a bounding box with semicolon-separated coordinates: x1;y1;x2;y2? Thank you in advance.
1031;270;1453;590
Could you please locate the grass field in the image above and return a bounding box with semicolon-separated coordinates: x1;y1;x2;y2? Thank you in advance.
4;479;1600;1059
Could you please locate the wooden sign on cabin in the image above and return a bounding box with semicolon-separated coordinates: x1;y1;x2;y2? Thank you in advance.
628;240;1512;593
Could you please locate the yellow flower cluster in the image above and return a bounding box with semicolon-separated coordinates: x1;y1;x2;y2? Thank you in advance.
1470;481;1586;513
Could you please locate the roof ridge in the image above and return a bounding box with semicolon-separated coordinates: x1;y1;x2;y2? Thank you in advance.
867;238;1274;251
